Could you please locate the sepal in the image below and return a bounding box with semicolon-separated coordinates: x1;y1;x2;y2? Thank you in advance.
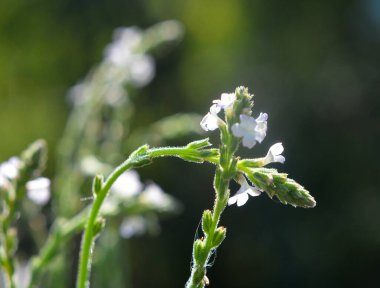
92;175;104;196
211;226;226;248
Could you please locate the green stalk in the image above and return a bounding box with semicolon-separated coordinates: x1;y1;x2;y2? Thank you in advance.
76;145;216;288
186;127;238;288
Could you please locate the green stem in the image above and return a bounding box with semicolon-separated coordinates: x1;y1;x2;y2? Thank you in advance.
28;209;89;288
186;126;238;288
76;145;215;288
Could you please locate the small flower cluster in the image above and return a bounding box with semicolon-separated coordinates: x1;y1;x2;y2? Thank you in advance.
102;169;178;238
0;157;50;206
104;27;155;87
201;89;286;207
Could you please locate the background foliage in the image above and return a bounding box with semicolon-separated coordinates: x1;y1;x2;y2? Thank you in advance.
0;0;379;287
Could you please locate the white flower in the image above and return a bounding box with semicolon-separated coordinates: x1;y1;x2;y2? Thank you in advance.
231;113;268;148
228;177;261;207
213;93;236;110
104;27;156;87
119;216;147;239
26;177;51;205
111;170;143;200
263;143;285;165
128;54;155;87
200;104;224;131
140;182;172;209
0;157;21;180
105;27;142;67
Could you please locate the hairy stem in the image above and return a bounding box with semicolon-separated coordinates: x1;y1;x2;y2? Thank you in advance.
186;128;238;288
76;145;216;288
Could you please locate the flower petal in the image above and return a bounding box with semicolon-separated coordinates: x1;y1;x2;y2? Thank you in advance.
200;113;220;131
242;135;257;149
236;192;249;206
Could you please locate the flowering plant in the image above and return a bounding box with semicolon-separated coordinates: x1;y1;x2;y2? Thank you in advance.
0;21;315;288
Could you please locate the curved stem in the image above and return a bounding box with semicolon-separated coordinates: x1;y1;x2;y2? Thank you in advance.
76;145;216;288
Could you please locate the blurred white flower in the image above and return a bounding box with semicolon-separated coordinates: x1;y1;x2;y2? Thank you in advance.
128;54;155;87
263;143;285;165
0;157;21;180
67;83;87;106
105;27;142;67
111;170;143;200
231;113;268;148
119;216;147;239
200;104;224;131
26;177;51;206
140;182;172;209
228;177;261;207
104;26;156;87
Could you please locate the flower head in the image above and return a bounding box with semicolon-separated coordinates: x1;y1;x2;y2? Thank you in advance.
231;113;268;148
200;104;224;131
228;177;261;207
263;143;285;165
26;177;51;205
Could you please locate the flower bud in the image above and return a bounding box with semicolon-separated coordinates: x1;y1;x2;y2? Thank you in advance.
201;210;213;235
193;239;207;264
129;144;152;168
93;217;106;238
186;138;212;149
211;226;226;248
92;174;104;196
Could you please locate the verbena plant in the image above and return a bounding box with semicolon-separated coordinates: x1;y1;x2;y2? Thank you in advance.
0;22;315;288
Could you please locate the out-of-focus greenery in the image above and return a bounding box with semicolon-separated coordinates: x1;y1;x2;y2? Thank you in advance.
0;0;379;287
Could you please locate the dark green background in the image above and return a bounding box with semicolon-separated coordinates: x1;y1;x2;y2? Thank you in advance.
1;0;379;287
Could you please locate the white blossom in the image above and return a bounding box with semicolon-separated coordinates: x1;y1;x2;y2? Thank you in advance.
231;113;268;148
105;27;142;67
263;143;285;165
140;182;172;209
128;54;155;87
104;27;156;87
200;104;224;131
212;93;236;110
26;177;51;206
119;216;147;239
0;157;21;180
228;177;261;207
111;170;143;200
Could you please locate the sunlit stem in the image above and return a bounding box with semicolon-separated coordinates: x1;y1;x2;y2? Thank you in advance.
76;145;216;288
